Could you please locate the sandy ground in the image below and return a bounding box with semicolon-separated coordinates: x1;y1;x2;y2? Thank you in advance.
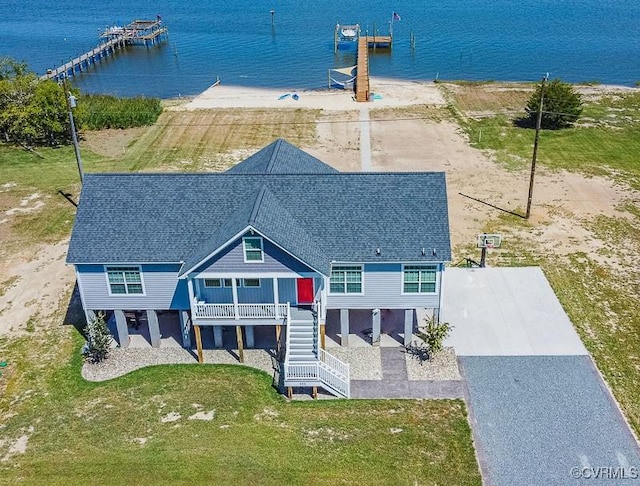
0;81;638;338
180;77;446;111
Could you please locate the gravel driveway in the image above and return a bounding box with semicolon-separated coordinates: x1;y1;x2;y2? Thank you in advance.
460;356;640;485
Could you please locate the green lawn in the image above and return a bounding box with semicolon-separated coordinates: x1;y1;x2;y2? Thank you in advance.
462;92;640;188
0;326;481;486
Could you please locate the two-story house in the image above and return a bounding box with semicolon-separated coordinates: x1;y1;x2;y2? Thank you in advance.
67;139;451;397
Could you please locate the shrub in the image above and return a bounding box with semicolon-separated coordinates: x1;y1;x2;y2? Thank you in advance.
523;78;583;130
82;312;112;363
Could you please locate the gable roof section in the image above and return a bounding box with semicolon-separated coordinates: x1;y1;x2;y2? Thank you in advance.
226;138;338;175
181;187;330;276
67;172;452;271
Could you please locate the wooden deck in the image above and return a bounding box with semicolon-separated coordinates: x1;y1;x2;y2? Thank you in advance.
355;35;392;102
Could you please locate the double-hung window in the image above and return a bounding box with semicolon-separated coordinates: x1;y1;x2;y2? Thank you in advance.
204;278;222;288
243;237;264;262
106;266;144;295
330;265;362;294
403;265;437;293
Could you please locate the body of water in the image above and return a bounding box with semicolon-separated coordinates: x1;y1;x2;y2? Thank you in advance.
1;0;639;98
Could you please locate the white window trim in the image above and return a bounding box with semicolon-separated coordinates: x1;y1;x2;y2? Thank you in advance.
242;236;264;263
401;264;438;295
204;278;222;288
104;265;146;297
243;278;261;288
223;278;242;288
328;264;364;296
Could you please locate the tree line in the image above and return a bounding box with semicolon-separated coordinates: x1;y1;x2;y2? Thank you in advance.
0;57;163;147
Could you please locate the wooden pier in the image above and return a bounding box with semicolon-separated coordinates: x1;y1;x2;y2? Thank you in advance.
355;35;392;102
40;19;168;82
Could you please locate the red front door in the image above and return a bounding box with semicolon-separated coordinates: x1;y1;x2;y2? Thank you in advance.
297;278;314;304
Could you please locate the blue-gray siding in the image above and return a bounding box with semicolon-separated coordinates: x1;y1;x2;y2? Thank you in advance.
76;264;189;310
195;231;318;276
326;263;443;309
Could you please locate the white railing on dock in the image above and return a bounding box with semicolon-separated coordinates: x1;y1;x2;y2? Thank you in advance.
194;301;288;320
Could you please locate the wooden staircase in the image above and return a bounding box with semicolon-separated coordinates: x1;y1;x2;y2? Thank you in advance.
283;304;350;398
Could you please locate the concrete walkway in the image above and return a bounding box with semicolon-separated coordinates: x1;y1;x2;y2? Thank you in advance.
359;108;372;171
350;347;463;399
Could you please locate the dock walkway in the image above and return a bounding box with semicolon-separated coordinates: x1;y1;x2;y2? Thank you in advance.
355;35;392;102
40;19;167;82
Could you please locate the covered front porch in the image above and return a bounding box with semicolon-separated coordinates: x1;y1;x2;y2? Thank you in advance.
188;275;324;325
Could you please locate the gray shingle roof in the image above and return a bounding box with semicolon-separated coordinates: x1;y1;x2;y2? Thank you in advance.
67;141;451;276
226;138;338;174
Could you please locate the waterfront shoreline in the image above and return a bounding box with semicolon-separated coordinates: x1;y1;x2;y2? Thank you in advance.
164;78;637;111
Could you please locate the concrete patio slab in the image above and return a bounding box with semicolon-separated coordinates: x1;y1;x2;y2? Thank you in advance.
442;267;588;356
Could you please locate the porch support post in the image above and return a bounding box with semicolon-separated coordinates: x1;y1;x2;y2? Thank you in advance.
235;325;245;363
320;322;326;349
114;310;129;348
213;326;223;348
85;309;96;325
232;278;239;320
273;277;279;318
372;309;381;346
179;310;191;348
246;325;255;348
194;325;204;363
404;309;414;346
187;278;196;318
147;310;161;348
340;308;349;347
275;324;282;353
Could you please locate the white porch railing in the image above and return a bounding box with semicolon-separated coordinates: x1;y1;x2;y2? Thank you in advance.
194;301;288;320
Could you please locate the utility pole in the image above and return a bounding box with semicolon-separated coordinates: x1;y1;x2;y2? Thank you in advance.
61;74;84;183
525;72;549;219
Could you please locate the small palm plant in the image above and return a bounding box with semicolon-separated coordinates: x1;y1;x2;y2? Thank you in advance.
405;314;452;363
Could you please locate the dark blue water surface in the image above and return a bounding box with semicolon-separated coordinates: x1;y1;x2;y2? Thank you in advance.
1;0;639;97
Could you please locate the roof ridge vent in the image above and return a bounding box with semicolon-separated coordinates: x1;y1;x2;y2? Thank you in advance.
249;187;267;224
265;139;284;173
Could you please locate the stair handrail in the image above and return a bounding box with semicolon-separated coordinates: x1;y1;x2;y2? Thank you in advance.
318;348;350;380
283;302;292;368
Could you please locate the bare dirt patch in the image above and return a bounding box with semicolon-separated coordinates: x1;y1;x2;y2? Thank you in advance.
0;241;74;337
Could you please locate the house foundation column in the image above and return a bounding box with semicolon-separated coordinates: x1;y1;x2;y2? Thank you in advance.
246;325;255;348
147;310;161;348
114;310;129;348
340;308;349;347
372;309;381;346
404;309;414;346
84;309;96;325
179;311;191;348
213;326;224;348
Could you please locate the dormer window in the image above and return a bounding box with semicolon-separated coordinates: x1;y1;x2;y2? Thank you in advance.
243;236;264;263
